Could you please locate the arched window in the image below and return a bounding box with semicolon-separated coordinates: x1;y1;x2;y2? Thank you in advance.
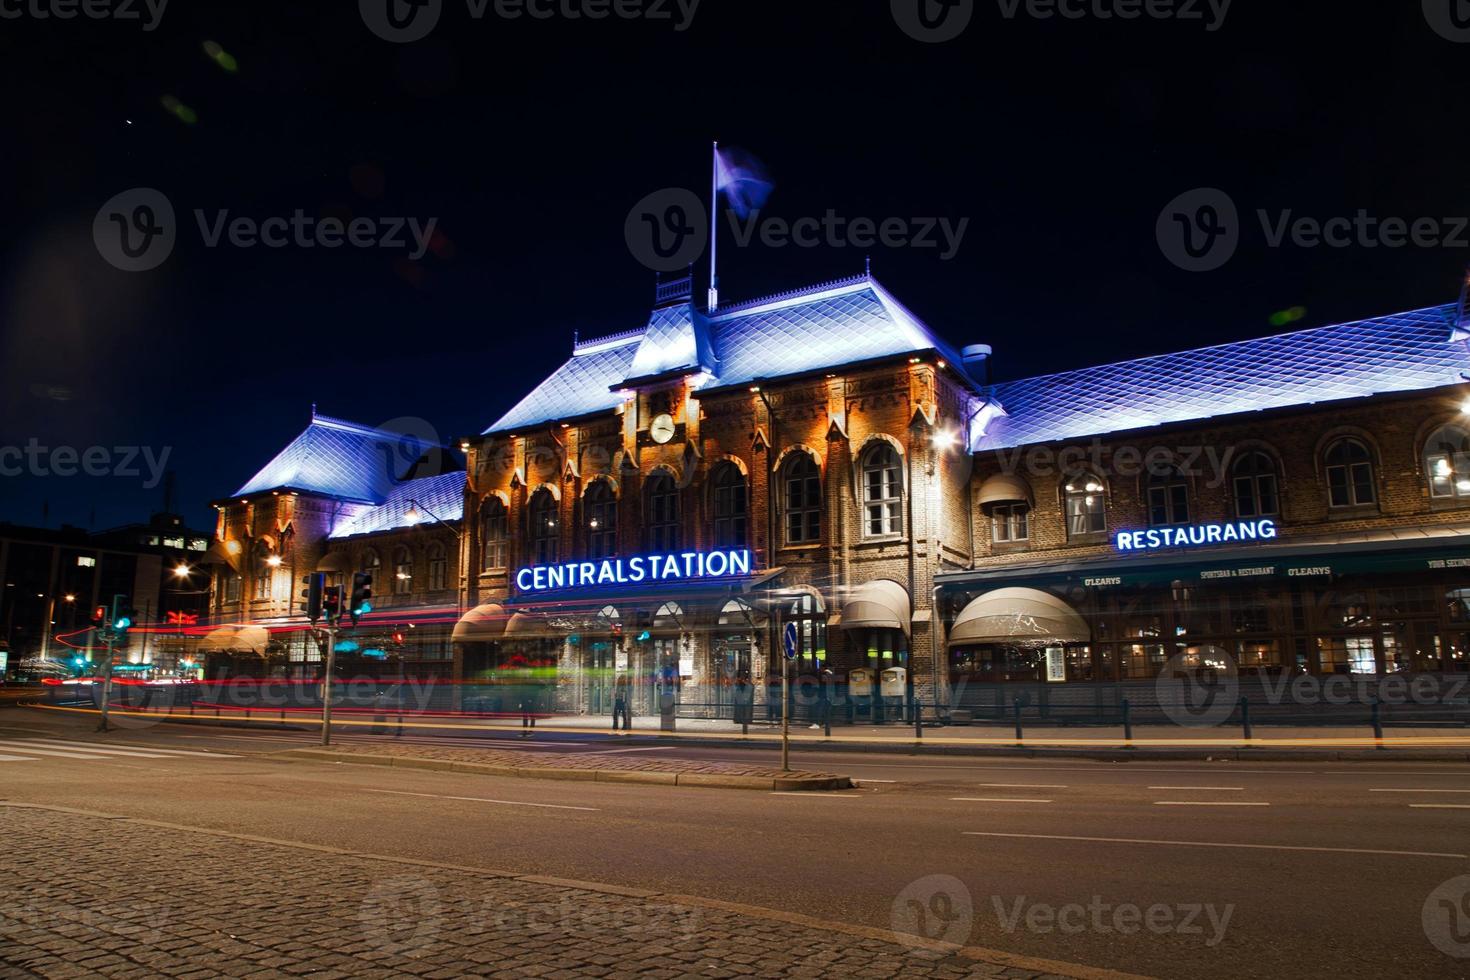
1325;439;1376;508
783;454;822;545
530;490;559;564
426;542;448;591
392;547;413;595
861;443;904;537
1232;452;1280;518
252;541;274;601
1147;465;1190;526
584;481;618;559
645;473;681;551
711;463;748;548
1425;425;1470;500
480;497;508;571
1063;472;1107;537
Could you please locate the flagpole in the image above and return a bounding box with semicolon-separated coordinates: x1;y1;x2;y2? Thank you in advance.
708;139;719;311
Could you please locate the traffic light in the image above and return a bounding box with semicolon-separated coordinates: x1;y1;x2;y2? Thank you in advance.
302;572;325;623
109;594;138;646
349;572;373;625
321;585;343;624
91;605;108;630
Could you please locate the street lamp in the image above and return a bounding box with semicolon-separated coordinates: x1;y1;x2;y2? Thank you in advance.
403;499;462;538
173;564;192;579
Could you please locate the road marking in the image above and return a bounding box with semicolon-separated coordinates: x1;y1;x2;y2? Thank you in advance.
7;739;237;759
769;792;861;799
977;783;1068;789
1410;804;1470;810
1154;801;1270;807
962;831;1466;859
582;747;673;755
0;754;39;762
1148;786;1244;791
0;745;124;760
951;797;1053;804
364;789;599;811
1370;788;1470;794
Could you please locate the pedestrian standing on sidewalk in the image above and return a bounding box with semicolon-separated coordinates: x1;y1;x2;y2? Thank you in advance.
612;672;631;731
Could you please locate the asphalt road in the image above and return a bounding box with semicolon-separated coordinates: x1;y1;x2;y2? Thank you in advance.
1;707;1468;979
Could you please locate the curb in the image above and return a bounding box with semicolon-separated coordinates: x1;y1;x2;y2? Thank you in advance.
274;749;852;791
0;801;1142;980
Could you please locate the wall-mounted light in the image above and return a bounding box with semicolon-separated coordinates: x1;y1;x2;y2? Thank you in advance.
266;555;283;568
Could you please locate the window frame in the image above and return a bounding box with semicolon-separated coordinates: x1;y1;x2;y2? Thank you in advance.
392;547;413;595
645;473;681;552
529;490;560;565
584;480;618;559
711;463;748;549
991;503;1030;544
1324;438;1377;509
1146;466;1191;527
426;543;448;591
1062;472;1108;538
480;497;508;572
1232;451;1280;519
782;454;823;546
860;443;904;538
1424;425;1470;501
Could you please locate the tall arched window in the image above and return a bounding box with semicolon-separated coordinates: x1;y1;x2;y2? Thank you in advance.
480;497;508;571
252;541;274;601
1147;465;1190;526
645;473;681;551
711;463;748;548
584;481;618;559
392;547;413;595
1232;452;1280;518
861;443;904;537
1425;425;1470;500
530;490;559;564
1325;438;1376;508
426;542;448;591
1063;472;1107;537
783;454;822;545
361;548;381;579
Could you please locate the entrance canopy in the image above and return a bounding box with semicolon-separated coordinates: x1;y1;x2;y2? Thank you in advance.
977;473;1033;509
452;603;509;643
199;625;271;653
839;580;911;635
947;588;1089;648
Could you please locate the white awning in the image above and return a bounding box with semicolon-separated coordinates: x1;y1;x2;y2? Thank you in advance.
977;473;1033;509
947;588;1090;648
197;627;239;653
452;603;509;643
504;612;562;639
839;580;911;636
198;625;271;653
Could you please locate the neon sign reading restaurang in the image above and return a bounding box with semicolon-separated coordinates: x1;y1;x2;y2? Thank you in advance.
516;549;754;594
1115;519;1278;552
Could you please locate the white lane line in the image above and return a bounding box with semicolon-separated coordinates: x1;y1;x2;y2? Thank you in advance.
1371;788;1470;794
364;789;599;811
0;745;124;760
10;739;238;759
978;783;1068;789
951;797;1053;804
1148;786;1244;791
1154;801;1270;807
581;747;673;755
854;779;897;784
962;831;1467;859
1410;804;1470;810
769;792;862;799
0;741;188;759
0;755;39;762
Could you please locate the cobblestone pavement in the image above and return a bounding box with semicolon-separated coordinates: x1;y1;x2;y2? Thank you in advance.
291;741;845;780
0;806;1106;980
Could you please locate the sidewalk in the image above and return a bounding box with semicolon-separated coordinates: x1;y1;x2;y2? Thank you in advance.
0;803;1137;980
276;741;851;792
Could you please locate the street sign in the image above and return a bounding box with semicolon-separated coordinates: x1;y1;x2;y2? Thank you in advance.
782;621;798;660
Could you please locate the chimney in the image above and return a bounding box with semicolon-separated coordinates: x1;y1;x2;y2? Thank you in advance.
962;344;992;384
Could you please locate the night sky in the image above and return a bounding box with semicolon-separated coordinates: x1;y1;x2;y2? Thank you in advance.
3;1;1468;532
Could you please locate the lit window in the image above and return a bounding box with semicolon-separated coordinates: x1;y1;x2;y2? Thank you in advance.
1425;425;1470;500
531;490;560;564
480;498;508;571
1147;466;1191;526
584;481;618;559
427;544;448;591
861;443;903;537
393;548;412;595
783;454;822;545
1325;439;1376;508
1232;452;1280;518
992;504;1030;543
712;463;748;548
645;474;681;552
1063;473;1107;536
252;542;273;600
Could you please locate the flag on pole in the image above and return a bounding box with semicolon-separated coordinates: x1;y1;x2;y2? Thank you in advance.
714;146;774;218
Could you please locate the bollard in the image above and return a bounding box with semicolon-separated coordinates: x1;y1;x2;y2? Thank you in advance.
1240;696;1252;741
913;696;922;740
1013;698;1024;743
1122;698;1133;741
1371;699;1384;742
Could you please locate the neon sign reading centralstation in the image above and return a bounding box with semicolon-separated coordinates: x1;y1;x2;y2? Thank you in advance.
1115;519;1278;553
516;549;754;595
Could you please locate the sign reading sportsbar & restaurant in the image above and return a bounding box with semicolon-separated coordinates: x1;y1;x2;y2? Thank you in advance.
516;549;755;595
1114;518;1278;553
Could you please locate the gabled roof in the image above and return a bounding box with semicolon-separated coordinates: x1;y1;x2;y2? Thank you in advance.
975;305;1470;451
483;274;968;434
232;414;423;503
328;472;465;539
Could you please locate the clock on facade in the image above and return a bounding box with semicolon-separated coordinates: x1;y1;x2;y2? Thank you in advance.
649;413;677;444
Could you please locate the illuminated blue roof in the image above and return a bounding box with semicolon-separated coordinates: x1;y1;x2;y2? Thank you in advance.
975;305;1470;450
484;275;966;434
329;472;465;539
233;414;414;502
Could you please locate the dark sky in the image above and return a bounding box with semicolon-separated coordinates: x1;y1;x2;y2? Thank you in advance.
3;0;1468;532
